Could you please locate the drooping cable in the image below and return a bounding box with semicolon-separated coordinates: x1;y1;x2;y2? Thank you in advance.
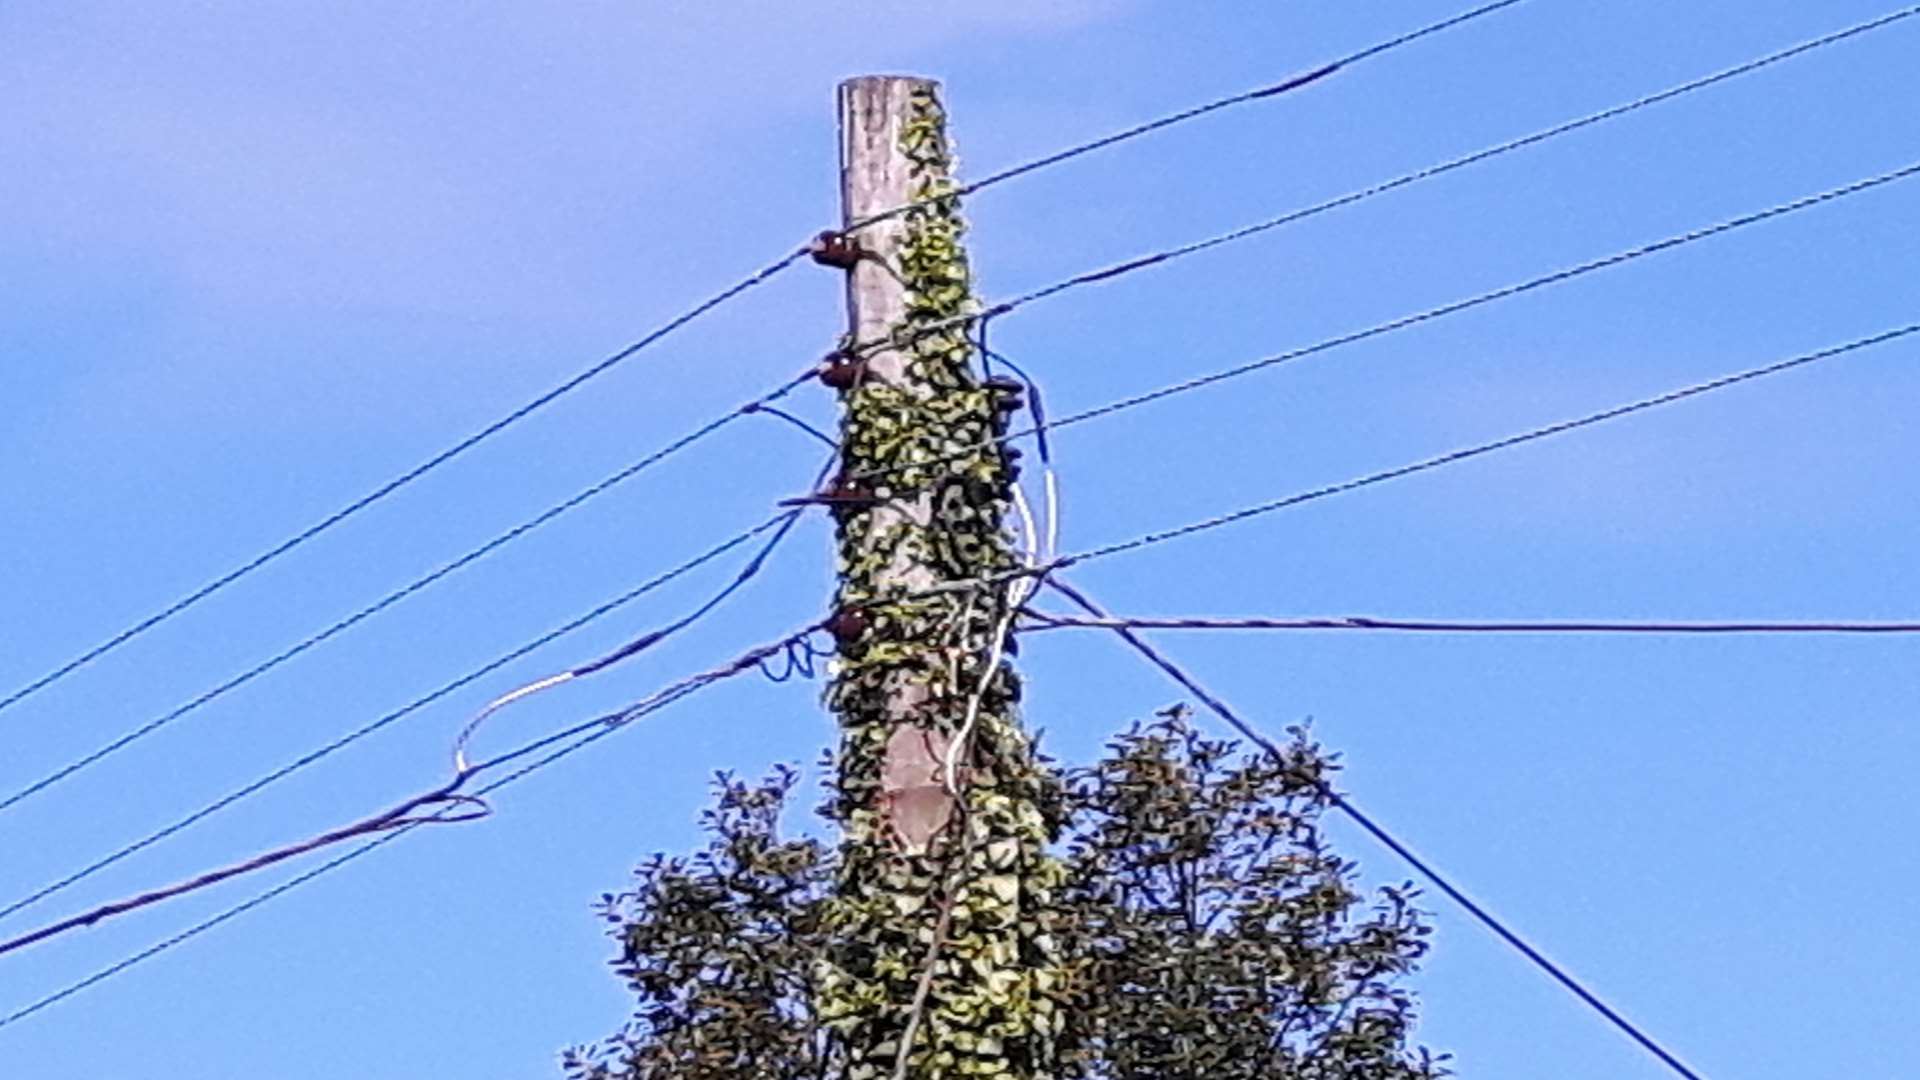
1042;577;1708;1080
0;623;818;964
452;452;837;771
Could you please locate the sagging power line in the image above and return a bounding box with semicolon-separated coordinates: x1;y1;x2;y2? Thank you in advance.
1042;577;1709;1080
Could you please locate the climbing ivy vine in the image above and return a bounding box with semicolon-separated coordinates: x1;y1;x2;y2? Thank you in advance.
817;83;1072;1080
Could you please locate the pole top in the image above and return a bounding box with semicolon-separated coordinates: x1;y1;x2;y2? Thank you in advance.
839;74;940;93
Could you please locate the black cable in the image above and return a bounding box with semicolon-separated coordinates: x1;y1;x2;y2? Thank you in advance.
969;5;1920;327
564;446;835;680
835;7;1920;378
843;0;1529;234
743;403;840;450
0;816;417;1030
0;0;1528;905
0;0;1528;723
979;343;1053;466
0;512;803;923
1044;577;1707;1080
0;627;815;1029
1057;324;1917;572
0;252;810;720
0;373;816;817
849;159;1920;491
1021;613;1920;635
568;513;803;678
0;600;811;960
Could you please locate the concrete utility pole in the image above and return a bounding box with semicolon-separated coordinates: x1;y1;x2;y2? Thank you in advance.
812;76;1071;1079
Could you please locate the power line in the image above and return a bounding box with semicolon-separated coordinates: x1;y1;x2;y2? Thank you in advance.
3;0;1891;1048
972;4;1920;323
848;160;1920;495
0;1;1520;722
0;808;417;1031
0;509;807;924
1021;614;1920;635
0;627;812;1026
0;1;1509;975
1042;577;1708;1080
1031;162;1920;441
0;253;809;721
841;0;1529;234
453;452;836;772
0;375;819;817
0;630;811;959
1054;323;1917;573
743;403;839;449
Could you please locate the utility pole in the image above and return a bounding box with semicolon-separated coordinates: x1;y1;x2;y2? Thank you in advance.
813;76;1071;1079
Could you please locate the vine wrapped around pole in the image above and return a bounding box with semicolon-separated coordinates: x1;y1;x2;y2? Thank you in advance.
816;76;1072;1080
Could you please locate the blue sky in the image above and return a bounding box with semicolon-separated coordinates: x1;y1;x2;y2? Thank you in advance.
3;2;1917;1077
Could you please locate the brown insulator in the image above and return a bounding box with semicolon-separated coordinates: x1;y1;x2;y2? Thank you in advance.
826;606;870;646
808;230;863;270
779;477;880;508
819;352;866;390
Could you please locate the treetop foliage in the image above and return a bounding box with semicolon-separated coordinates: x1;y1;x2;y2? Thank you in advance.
563;709;1448;1080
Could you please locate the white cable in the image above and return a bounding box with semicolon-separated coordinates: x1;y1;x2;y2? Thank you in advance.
451;672;574;774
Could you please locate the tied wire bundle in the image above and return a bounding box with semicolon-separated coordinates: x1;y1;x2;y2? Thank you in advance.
0;451;840;956
0;623;826;965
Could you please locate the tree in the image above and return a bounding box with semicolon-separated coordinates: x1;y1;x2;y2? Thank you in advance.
562;709;1448;1079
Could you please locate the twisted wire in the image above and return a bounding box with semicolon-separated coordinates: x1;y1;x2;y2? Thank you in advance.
1020;614;1920;635
0;627;813;1011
